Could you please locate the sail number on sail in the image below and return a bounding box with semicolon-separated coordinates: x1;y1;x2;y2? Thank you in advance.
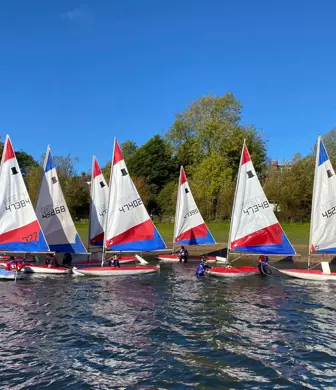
99;208;107;217
184;208;199;219
4;193;31;212
119;197;143;213
322;206;336;219
22;232;38;243
243;200;269;215
41;204;66;218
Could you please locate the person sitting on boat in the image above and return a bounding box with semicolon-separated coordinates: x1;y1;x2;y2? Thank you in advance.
45;254;58;268
196;257;211;276
178;246;188;263
5;256;24;272
109;254;120;268
62;253;72;266
257;255;269;274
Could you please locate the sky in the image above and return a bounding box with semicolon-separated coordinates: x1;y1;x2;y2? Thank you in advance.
1;0;336;172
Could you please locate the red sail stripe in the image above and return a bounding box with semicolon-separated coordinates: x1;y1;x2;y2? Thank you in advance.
231;223;283;249
106;219;154;246
0;220;41;244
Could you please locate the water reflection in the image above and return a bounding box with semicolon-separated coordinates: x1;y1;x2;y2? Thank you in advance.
0;264;336;388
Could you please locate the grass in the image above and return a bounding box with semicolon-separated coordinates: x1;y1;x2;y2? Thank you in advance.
75;221;311;254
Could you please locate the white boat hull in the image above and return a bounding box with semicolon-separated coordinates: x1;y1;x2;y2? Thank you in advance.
157;254;217;263
280;269;336;281
24;265;71;274
72;256;137;266
0;269;25;280
207;266;259;278
73;265;160;276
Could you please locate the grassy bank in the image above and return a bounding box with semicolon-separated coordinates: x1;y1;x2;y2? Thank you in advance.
75;221;311;254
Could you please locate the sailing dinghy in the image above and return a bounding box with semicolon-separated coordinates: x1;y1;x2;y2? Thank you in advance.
31;146;86;274
157;166;218;263
0;136;51;280
209;141;295;278
73;139;164;276
84;156;137;266
280;136;336;281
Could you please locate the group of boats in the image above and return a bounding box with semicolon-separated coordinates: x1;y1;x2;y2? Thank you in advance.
0;134;335;282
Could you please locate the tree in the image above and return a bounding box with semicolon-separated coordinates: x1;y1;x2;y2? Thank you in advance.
157;181;178;217
121;140;137;162
264;154;314;222
166;93;267;176
127;135;179;194
16;151;39;176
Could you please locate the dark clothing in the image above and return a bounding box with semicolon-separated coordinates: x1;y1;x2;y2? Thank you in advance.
179;248;188;263
63;253;72;266
109;258;120;268
196;261;211;276
258;256;269;275
45;256;58;267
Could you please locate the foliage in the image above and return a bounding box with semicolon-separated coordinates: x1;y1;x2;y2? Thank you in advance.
127;135;179;195
157;181;178;217
121;140;137;162
264;155;314;222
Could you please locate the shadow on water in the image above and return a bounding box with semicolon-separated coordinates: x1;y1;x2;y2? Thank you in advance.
0;263;336;388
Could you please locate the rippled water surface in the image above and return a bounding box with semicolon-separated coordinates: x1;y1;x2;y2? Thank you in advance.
1;262;336;389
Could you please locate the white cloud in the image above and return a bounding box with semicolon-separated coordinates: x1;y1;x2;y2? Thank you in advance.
61;4;95;27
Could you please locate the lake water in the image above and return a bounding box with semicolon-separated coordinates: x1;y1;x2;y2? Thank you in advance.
0;261;336;389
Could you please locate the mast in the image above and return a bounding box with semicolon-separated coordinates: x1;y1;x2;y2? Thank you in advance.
102;139;116;266
172;166;183;253
88;156;95;260
227;139;245;263
308;136;320;269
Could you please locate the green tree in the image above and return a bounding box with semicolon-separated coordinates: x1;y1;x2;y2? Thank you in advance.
166;93;267;176
127;135;179;194
264;154;314;222
121;140;137;162
16;151;39;176
157;181;178;217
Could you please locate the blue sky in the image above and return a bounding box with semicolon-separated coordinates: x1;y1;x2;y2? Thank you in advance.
1;0;336;172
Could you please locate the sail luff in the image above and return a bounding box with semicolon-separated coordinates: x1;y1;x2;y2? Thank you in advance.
227;139;245;260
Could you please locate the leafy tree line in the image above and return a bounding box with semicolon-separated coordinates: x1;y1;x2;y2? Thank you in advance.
2;92;333;222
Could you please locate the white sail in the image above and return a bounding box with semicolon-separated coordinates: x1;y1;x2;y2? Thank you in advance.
89;156;108;247
229;142;295;255
35;146;87;253
310;136;336;253
174;166;215;245
104;139;166;251
0;135;50;252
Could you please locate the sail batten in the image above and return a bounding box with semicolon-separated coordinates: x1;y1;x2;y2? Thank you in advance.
35;146;87;253
105;139;166;251
174;166;215;245
229;143;295;255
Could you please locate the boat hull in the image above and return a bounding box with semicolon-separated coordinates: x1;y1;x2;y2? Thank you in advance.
280;269;336;281
0;269;25;280
72;256;137;266
24;265;71;274
157;254;217;263
207;266;259;278
73;265;160;276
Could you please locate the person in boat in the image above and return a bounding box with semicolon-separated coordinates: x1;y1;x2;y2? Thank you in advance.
178;246;189;263
5;256;24;272
257;255;269;275
62;253;72;266
196;257;211;276
45;253;59;268
109;254;120;268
